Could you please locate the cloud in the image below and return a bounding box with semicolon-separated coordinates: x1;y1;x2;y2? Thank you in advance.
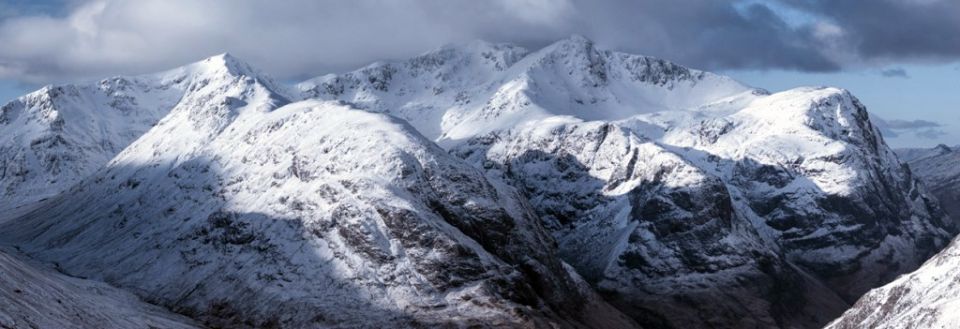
874;116;949;139
576;1;841;72
0;0;843;83
0;0;956;84
0;0;70;20
0;0;567;82
880;68;910;78
779;0;960;65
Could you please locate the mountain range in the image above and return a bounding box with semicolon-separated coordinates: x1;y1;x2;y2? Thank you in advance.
0;36;955;329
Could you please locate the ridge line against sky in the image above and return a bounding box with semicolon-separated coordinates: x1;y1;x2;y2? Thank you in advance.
0;0;956;147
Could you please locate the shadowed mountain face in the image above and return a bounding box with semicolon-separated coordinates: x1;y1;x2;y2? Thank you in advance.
825;146;960;328
0;37;952;329
448;98;950;328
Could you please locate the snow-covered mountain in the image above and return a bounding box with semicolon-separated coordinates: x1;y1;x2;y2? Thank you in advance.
0;53;290;214
0;36;952;329
299;36;953;328
298;35;757;144
452;119;850;328
0;57;634;327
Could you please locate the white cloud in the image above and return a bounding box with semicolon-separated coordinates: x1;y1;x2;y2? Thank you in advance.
492;0;575;26
0;0;577;83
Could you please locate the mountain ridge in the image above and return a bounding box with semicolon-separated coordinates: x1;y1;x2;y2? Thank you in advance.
0;52;287;215
0;36;953;329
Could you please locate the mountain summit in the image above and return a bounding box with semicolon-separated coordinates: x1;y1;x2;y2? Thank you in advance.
0;53;290;215
298;35;758;143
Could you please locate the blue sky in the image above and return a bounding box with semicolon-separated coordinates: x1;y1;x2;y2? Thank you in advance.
0;80;27;105
0;0;956;148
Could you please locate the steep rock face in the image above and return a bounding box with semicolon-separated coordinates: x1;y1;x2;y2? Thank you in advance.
0;53;289;214
0;247;201;329
896;145;960;228
452;119;849;328
662;87;953;301
1;99;634;328
826;237;960;329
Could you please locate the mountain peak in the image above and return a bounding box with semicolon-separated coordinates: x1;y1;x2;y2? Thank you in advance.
208;52;240;65
165;52;292;103
192;52;259;77
142;52;268;87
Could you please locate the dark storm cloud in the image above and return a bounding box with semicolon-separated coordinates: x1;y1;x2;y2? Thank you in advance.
0;0;955;83
880;68;910;78
780;0;960;63
567;0;841;72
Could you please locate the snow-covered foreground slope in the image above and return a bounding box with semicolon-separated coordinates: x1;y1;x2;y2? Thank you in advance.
1;97;635;328
826;237;960;329
0;53;289;214
896;145;960;228
0;247;201;329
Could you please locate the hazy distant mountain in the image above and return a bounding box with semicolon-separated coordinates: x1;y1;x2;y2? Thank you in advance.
896;144;960;228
